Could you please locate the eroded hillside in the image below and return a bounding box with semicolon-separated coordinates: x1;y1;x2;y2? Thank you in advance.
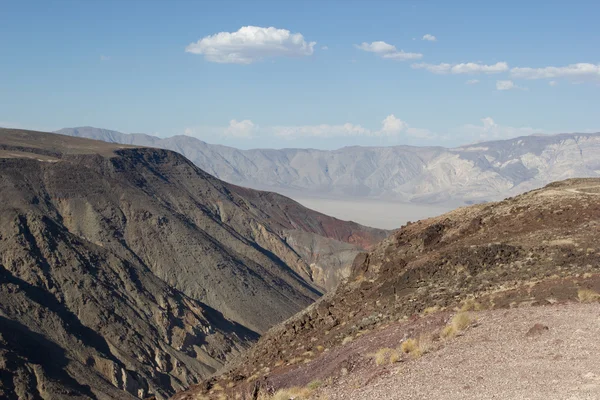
0;128;386;399
177;178;600;399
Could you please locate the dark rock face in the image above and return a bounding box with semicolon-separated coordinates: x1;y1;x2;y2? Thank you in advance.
0;128;387;399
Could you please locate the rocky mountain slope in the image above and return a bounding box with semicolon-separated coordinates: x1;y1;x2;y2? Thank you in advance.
176;178;600;399
0;128;386;399
58;127;600;204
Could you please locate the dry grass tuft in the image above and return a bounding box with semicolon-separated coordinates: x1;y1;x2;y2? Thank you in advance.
374;347;400;365
423;305;440;315
441;312;472;338
578;288;600;303
307;380;323;390
400;338;418;354
342;336;353;345
262;386;314;400
460;298;483;312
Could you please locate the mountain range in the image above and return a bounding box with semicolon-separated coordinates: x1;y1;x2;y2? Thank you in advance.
0;128;386;399
57;127;600;204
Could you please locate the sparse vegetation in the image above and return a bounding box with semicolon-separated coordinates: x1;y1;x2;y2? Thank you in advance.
400;338;418;354
423;305;440;315
260;386;314;400
374;347;400;365
441;312;472;338
578;288;600;303
342;336;353;345
307;380;323;390
460;298;483;312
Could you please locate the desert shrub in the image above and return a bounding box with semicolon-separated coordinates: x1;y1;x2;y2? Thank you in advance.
460;298;483;312
307;380;322;390
374;347;400;365
342;336;353;345
578;288;600;303
423;305;440;315
441;312;472;338
401;338;418;354
266;386;313;400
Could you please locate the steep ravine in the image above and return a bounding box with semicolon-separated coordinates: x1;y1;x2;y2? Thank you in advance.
0;128;388;399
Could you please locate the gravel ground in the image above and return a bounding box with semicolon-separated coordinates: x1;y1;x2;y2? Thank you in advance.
320;303;600;400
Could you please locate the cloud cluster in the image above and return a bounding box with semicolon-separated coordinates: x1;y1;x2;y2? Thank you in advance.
510;63;600;81
185;26;316;64
272;114;433;139
422;34;437;42
356;41;423;61
412;62;509;75
496;80;516;90
458;117;542;141
224;119;257;138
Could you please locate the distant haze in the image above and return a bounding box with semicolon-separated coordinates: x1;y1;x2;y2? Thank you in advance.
289;195;456;229
57;127;600;227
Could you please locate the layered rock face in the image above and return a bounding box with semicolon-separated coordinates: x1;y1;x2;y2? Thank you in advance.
0;128;386;399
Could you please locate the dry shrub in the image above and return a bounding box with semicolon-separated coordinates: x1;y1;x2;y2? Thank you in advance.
307;380;323;390
389;349;402;363
401;338;418;354
399;335;434;359
578;288;600;303
423;305;440;315
342;336;353;345
441;312;472;338
266;386;313;400
460;298;483;312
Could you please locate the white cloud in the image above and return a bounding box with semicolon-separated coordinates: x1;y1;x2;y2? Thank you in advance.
496;80;516;90
458;117;542;141
549;81;557;86
224;119;256;138
466;79;480;85
356;41;423;61
100;55;110;61
273;115;434;139
496;80;527;91
321;45;329;50
412;61;509;74
273;123;368;138
510;63;600;81
381;114;407;134
185;26;316;64
422;34;437;42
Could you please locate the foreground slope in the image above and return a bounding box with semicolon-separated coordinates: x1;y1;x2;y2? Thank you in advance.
0;128;386;399
176;178;600;399
58;126;600;203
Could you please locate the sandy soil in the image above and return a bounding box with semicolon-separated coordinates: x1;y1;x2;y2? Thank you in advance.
320;303;600;400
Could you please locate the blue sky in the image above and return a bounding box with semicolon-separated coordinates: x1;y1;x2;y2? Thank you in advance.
1;0;599;149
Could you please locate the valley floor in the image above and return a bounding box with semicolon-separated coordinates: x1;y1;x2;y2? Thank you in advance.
285;195;457;230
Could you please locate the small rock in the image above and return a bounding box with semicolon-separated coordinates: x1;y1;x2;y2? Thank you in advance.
526;323;549;337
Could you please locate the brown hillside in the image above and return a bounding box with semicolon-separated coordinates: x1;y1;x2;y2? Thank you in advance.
176;178;600;399
0;128;386;399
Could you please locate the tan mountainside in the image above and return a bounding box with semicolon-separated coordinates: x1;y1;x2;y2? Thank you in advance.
0;128;387;399
177;178;600;399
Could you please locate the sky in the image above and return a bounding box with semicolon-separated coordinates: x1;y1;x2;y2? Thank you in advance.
0;0;599;149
